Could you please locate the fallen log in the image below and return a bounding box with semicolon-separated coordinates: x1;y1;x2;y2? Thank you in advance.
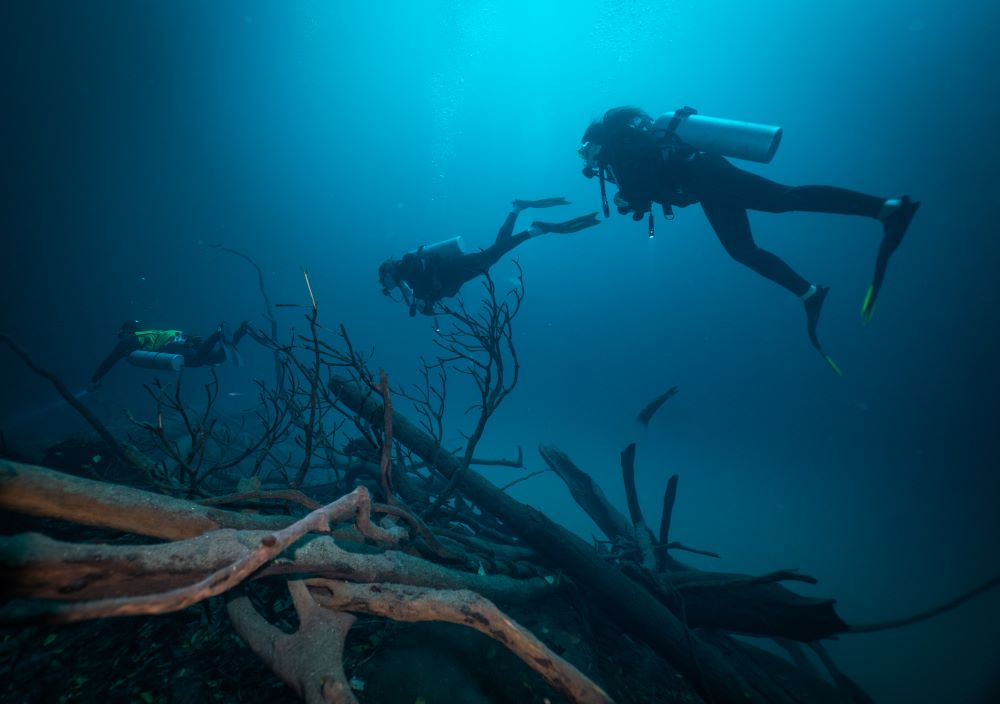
0;459;289;540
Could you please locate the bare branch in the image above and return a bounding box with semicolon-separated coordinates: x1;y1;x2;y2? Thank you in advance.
306;579;614;704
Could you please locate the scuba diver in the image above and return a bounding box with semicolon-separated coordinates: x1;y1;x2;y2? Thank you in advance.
89;320;249;389
378;198;600;316
579;105;920;374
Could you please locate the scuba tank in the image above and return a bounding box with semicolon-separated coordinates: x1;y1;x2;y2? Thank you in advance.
405;236;466;260
402;237;466;316
653;108;783;164
128;350;185;371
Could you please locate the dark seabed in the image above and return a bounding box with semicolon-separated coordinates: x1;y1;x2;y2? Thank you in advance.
2;2;998;703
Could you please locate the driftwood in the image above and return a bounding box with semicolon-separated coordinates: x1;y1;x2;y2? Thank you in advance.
226;581;359;704
539;444;632;541
0;527;553;607
0;459;290;541
306;578;614;704
0;460;606;701
0;334;132;468
1;484;402;623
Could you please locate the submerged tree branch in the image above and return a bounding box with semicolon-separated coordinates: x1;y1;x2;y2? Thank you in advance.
306;578;614;704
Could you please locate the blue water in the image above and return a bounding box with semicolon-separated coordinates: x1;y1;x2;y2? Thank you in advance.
2;2;998;702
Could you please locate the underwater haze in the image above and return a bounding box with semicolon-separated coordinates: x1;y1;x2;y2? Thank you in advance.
2;1;999;702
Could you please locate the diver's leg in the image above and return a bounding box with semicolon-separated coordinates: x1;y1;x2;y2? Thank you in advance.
196;330;222;355
691;154;885;217
171;347;199;367
481;208;600;269
494;196;575;245
233;321;250;347
702;197;838;371
455;244;508;279
493;209;521;244
482;212;601;266
193;330;227;365
701;199;811;295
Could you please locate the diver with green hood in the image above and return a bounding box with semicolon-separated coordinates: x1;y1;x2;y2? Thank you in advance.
379;198;600;316
578;105;920;374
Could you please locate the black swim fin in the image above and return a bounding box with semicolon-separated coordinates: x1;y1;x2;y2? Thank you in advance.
862;196;920;324
220;341;244;368
513;197;570;210
532;212;601;234
805;285;843;376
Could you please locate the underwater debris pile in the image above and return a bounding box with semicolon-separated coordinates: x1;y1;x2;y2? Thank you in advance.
2;268;995;704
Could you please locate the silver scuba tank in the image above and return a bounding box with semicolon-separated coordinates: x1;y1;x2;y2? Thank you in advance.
407;236;467;260
128;350;185;371
653;110;783;163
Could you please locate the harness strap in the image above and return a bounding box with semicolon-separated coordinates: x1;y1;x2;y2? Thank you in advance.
599;167;610;217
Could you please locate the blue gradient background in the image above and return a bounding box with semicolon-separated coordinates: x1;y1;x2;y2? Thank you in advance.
2;2;998;702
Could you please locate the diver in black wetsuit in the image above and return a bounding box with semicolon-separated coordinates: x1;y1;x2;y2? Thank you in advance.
89;320;249;388
579;106;920;373
378;198;600;316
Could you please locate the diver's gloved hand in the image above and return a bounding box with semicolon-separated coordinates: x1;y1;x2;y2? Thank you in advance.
614;192;630;214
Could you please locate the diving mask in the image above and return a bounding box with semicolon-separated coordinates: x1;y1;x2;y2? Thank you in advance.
578;141;602;170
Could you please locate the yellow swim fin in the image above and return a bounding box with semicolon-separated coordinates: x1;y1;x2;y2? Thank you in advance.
861;284;875;324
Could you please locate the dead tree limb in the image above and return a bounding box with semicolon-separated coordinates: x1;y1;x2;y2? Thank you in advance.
208;244;284;388
374;368;396;503
657;474;680;568
847;574;1000;633
200;489;322;511
539;444;631;542
471;446;523;467
0;459;290;540
227;581;358;704
1;486;402;623
808;641;875;704
649;569;848;641
306;578;614;704
424;268;522;517
291;277;323;489
1;529;554;606
0;334;132;468
700;631;854;704
620;442;656;569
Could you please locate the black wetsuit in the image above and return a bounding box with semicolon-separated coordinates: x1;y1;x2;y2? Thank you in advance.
397;210;531;312
609;132;885;297
91;329;233;383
